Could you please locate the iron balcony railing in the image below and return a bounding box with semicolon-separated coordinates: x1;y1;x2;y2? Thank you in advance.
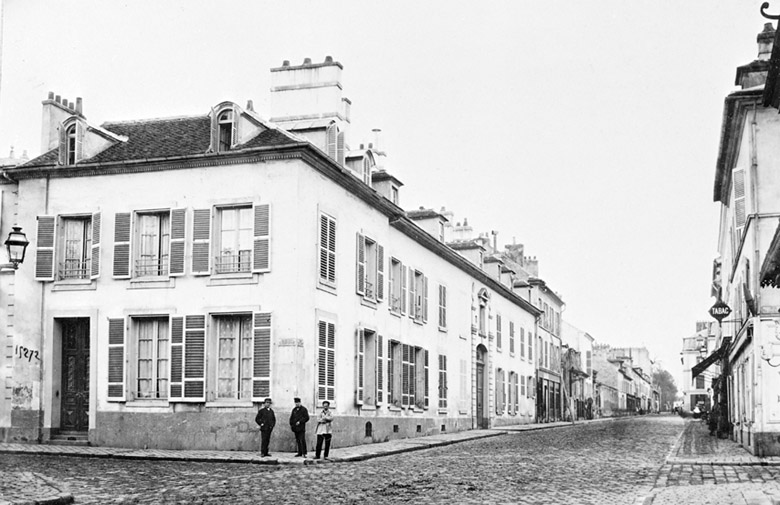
215;250;251;274
58;259;91;280
135;256;169;277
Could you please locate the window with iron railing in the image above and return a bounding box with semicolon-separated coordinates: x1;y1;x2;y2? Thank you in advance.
136;212;170;277
216;206;252;275
59;216;92;280
215;250;251;274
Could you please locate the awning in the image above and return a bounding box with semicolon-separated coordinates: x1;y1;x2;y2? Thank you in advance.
760;222;780;287
692;348;722;379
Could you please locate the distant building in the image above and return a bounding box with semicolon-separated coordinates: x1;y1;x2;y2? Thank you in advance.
681;322;718;411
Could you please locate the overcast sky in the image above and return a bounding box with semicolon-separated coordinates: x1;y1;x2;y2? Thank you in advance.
0;0;773;389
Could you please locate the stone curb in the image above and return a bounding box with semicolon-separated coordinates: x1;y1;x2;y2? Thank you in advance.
0;493;74;505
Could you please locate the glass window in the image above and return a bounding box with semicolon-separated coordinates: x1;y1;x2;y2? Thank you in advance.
216;206;252;273
135;317;169;399
136;212;170;277
59;216;92;280
218;110;234;151
215;315;253;400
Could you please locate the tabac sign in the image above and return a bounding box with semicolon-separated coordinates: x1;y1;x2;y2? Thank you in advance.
709;300;732;322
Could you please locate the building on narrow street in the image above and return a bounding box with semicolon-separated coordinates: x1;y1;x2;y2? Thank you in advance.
561;321;594;420
682;321;718;411
707;21;780;455
0;57;546;450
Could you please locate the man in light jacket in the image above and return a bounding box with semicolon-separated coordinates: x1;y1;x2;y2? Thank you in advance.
314;400;333;460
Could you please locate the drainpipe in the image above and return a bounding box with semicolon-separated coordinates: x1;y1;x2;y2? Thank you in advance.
37;175;50;442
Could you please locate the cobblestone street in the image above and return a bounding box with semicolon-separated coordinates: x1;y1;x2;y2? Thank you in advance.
0;416;693;505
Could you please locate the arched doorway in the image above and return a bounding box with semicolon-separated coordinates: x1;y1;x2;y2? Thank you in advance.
476;344;488;429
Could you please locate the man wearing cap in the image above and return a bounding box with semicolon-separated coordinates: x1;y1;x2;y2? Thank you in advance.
255;398;276;457
289;397;310;457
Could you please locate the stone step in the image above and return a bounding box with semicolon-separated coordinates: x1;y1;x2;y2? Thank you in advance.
49;432;89;446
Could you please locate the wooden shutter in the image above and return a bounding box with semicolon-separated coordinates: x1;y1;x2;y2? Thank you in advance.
319;214;336;283
253;204;270;272
438;355;447;409
90;212;101;279
34;216;56;281
169;316;184;400
733;168;746;238
424;349;429;409
510;322;515;354
388;340;395;405
107;318;126;401
377;334;384;405
112;212;132;278
400;263;407;315
183;315;206;401
191;208;211;275
208;106;219;153
337;131;345;165
326;124;337;160
356;233;366;296
376;243;384;302
422;275;428;323
402;344;411;406
252;312;272;401
355;329;364;405
317;320;335;402
169;208;186;276
231;106;240;148
496;314;502;349
58;126;67;165
408;268;415;319
75;120;85;162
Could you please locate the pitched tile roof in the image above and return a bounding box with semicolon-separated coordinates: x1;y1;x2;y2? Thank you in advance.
21;115;300;168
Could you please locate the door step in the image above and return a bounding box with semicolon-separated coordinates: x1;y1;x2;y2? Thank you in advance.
49;431;90;446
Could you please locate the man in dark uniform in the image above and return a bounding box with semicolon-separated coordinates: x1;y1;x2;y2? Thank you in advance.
255;397;276;457
289;397;310;457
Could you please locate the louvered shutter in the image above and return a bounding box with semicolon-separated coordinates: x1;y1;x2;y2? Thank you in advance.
424;349;429;409
510;322;515;354
402;344;411;406
208;107;219;153
337;131;345;165
356;233;366;296
183;315;206;401
75;121;85;162
377;334;384;405
253;204;270;272
319;214;337;283
496;370;503;414
496;314;502;349
317;321;336;402
34;216;56;281
376;243;384;301
408;268;415;319
252;312;272;401
355;329;364;405
191;209;211;275
112;212;132;278
90;212;101;279
58;126;67;165
326;124;337;160
733;168;746;239
107;318;126;401
388;340;395;405
422;275;428;323
169;208;186;276
170;316;184;400
231;106;240;148
400;263;407;315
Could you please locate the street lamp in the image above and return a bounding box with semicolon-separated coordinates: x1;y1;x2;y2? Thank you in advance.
2;227;29;270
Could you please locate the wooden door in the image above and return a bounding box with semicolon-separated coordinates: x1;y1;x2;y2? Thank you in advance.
476;362;485;428
61;319;90;432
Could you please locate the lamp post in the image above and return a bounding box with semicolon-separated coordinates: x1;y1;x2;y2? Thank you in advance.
1;226;30;270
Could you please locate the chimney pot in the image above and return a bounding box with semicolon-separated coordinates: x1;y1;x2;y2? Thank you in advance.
48;91;54;100
246;99;254;111
359;143;364;149
282;60;290;66
325;55;333;63
303;57;312;65
76;97;83;114
55;95;61;104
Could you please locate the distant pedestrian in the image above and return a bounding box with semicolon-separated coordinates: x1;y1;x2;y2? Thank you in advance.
290;397;310;457
314;400;333;460
255;397;276;457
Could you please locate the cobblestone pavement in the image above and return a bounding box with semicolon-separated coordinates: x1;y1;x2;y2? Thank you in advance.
647;419;780;505
2;416;682;505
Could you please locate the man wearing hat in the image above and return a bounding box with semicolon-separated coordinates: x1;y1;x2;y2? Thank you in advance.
255;398;276;457
289;397;310;457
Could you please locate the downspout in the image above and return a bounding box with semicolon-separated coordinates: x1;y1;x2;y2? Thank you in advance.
37;175;50;442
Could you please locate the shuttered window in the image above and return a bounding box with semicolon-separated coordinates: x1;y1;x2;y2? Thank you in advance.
377;334;384;405
388;340;397;406
252;204;271;273
496;368;504;414
520;328;525;359
496;314;502;350
112;213;131;278
355;233;383;303
34;216;56;281
438;354;448;409
317;320;336;402
319;213;337;285
252;313;272;401
733;168;746;240
183;315;206;401
215;315;253;400
90;212;101;279
107;318;126;401
169;208;186;276
402;344;414;407
191;209;211;275
215;206;252;274
509;321;515;355
438;284;447;329
355;329;365;405
170;316;184;400
135;317;169;400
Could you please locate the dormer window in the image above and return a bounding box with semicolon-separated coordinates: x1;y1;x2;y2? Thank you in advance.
59;119;84;165
218;110;234;152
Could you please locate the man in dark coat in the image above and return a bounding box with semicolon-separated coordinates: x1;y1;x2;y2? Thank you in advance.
256;397;276;457
289;397;310;457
